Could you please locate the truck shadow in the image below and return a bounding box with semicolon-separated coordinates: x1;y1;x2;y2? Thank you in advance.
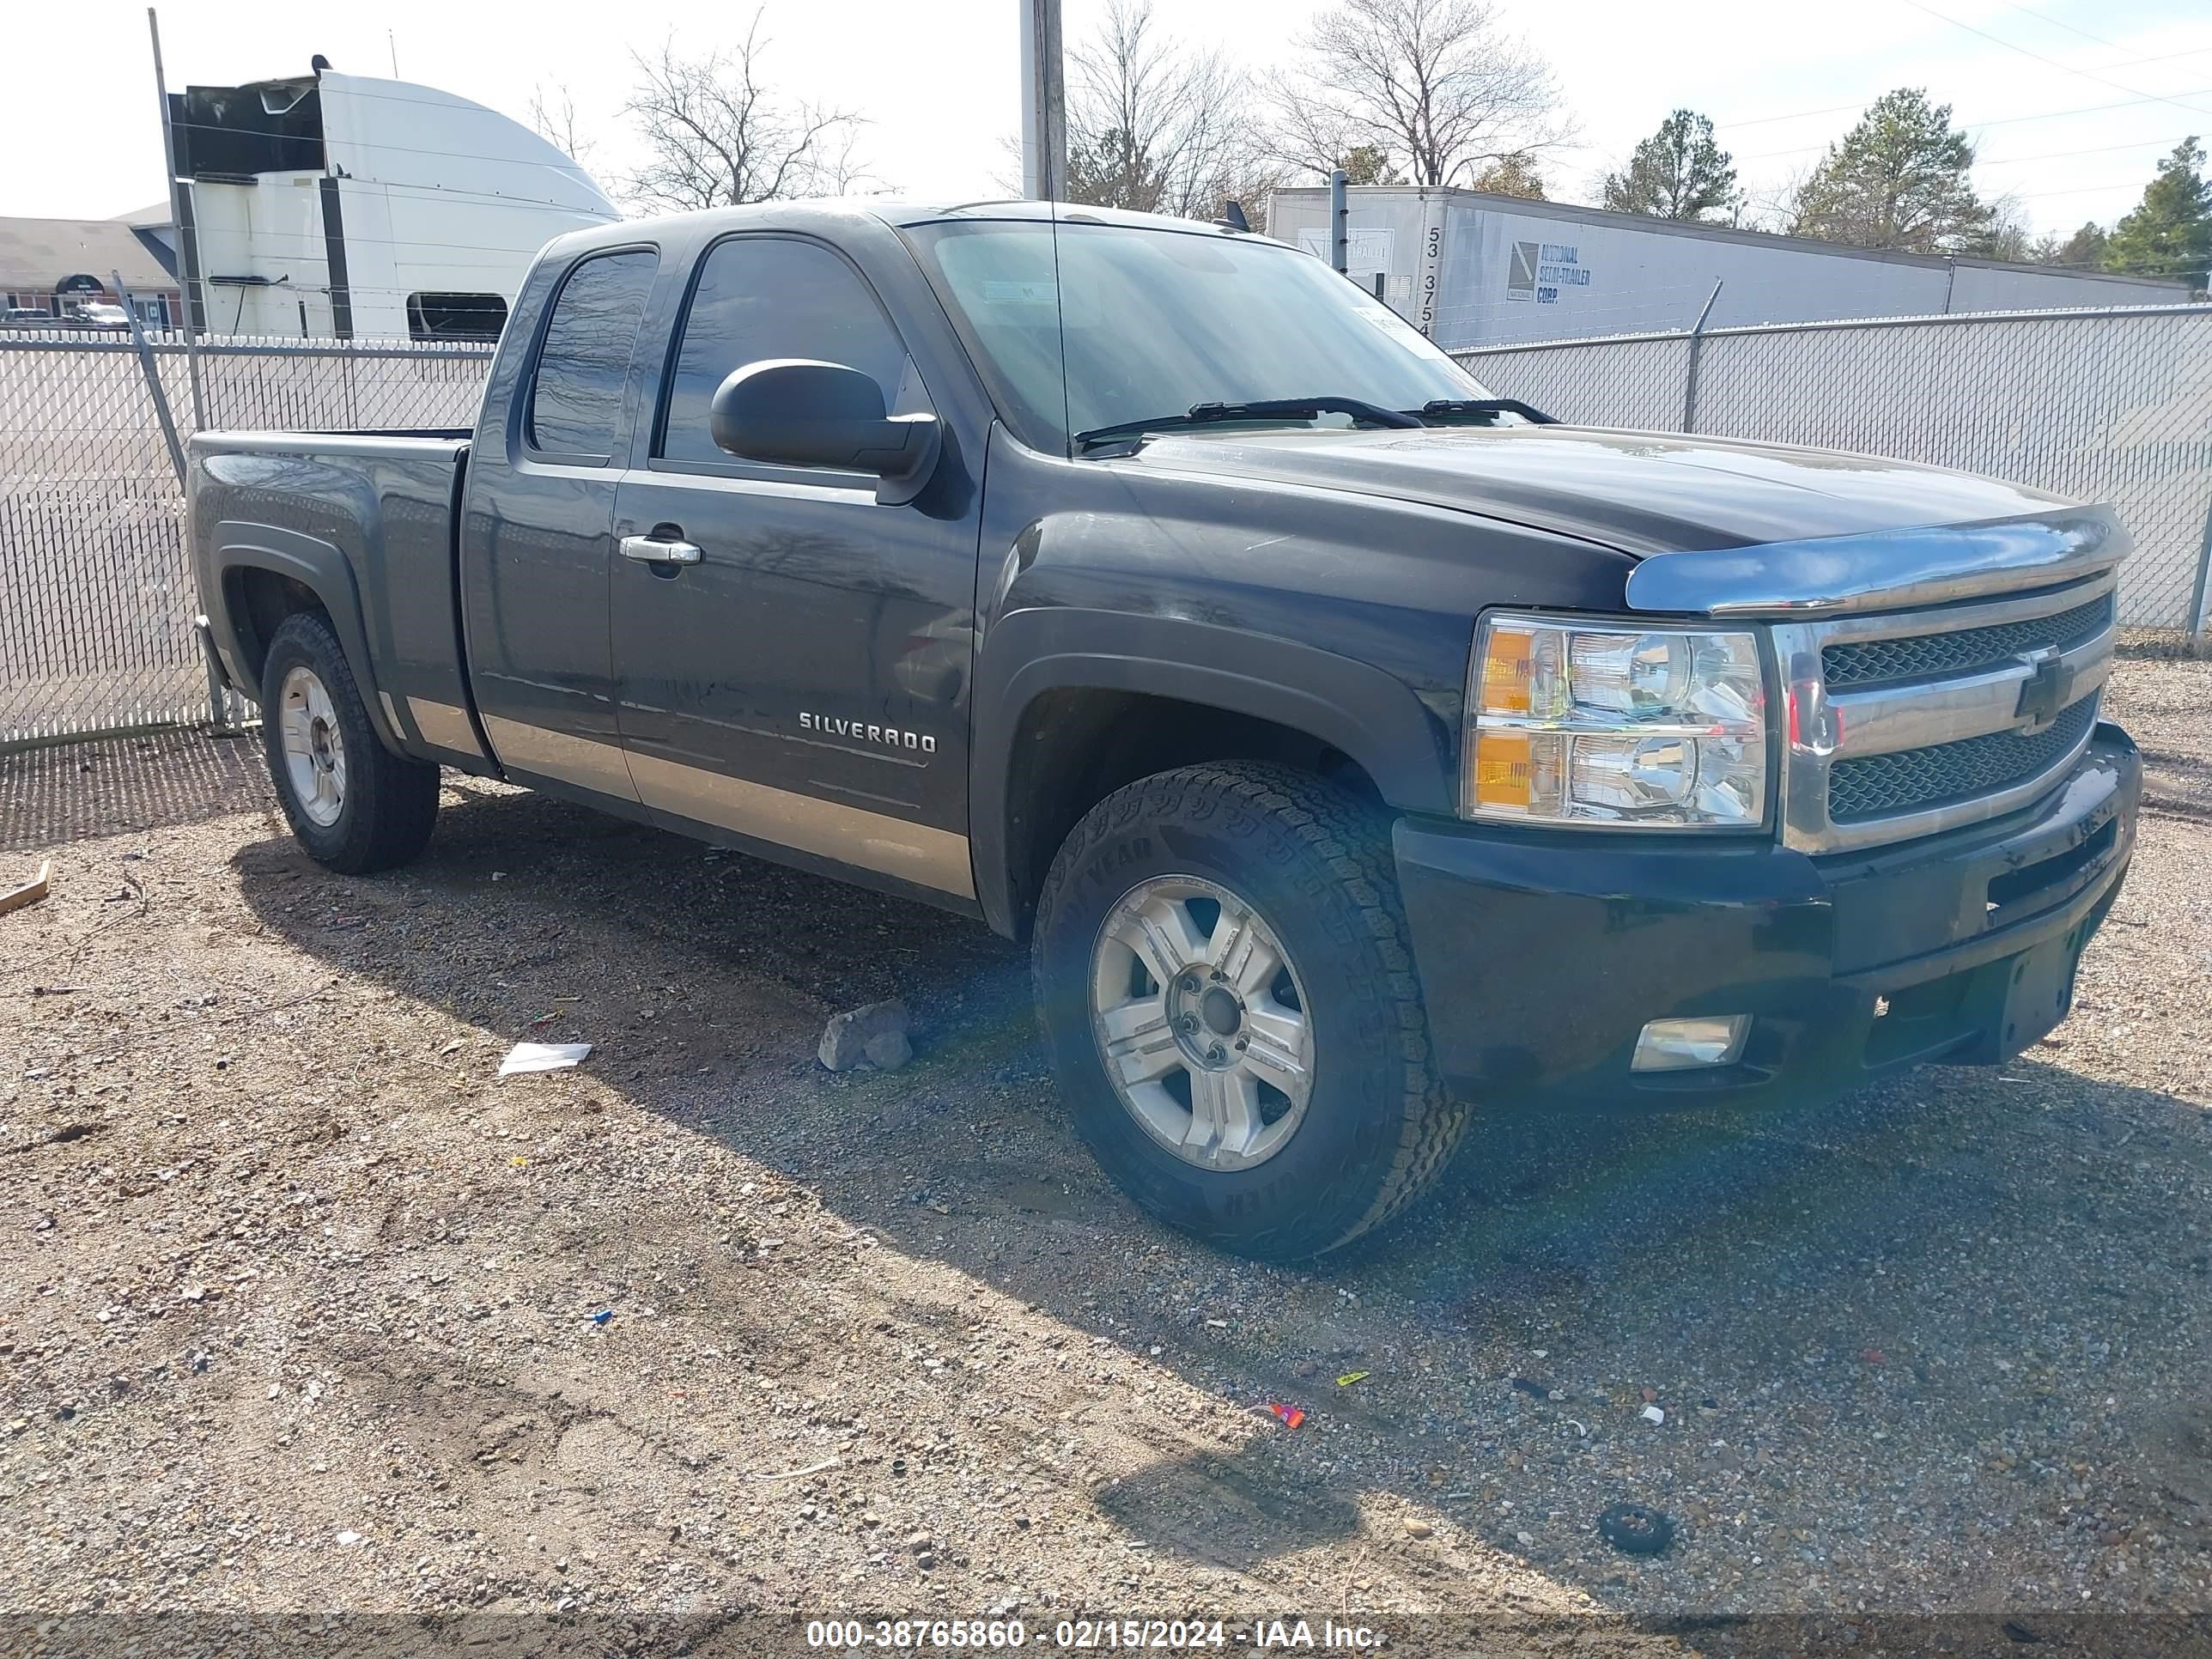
232;777;2212;1615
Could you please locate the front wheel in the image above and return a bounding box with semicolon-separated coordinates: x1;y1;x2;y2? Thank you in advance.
1031;763;1466;1263
259;611;441;874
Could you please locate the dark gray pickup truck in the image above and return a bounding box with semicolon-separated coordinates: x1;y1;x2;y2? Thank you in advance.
191;199;2139;1262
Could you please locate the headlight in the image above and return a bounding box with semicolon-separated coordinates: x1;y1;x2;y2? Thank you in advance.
1465;613;1770;829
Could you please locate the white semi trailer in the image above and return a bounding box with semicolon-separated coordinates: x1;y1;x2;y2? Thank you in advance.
1267;185;2190;350
165;65;617;341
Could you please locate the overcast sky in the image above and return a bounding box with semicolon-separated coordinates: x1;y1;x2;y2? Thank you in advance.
7;0;2208;239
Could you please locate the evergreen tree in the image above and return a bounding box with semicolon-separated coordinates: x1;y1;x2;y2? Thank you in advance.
1338;144;1400;185
2034;222;2108;268
2103;138;2211;288
1470;154;1545;199
1601;110;1736;222
1790;88;1992;252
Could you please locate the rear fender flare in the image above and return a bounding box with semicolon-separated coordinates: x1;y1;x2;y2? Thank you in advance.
209;521;406;757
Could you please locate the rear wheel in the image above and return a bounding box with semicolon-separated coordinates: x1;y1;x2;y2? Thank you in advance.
259;611;440;874
1032;763;1466;1263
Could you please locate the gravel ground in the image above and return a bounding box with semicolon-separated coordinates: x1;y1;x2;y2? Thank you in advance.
2;657;2209;1651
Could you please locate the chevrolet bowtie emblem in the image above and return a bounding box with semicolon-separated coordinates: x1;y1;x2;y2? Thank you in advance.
2014;648;2072;734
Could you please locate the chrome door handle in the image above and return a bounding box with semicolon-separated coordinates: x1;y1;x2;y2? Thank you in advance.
620;534;702;566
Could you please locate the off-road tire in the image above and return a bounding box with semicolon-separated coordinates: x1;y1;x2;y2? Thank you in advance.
259;611;441;874
1032;762;1467;1263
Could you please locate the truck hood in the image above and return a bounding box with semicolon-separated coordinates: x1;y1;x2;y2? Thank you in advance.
1117;424;2072;558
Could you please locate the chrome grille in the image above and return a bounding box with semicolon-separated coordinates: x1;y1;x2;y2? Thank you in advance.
1820;593;2112;689
1829;693;2099;823
1772;574;2117;854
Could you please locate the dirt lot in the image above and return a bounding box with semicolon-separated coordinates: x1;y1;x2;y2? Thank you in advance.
3;657;2209;1653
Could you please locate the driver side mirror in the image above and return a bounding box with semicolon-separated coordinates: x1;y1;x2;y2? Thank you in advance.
709;358;941;506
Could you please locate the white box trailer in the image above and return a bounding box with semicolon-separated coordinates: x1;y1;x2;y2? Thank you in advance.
1267;185;2191;350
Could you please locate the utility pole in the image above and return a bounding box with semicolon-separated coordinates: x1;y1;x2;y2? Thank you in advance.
1018;0;1066;201
146;7;206;428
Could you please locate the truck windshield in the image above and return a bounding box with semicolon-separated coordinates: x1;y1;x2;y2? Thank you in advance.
904;217;1495;455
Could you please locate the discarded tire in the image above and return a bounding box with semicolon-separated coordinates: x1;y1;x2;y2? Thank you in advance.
1596;1502;1675;1556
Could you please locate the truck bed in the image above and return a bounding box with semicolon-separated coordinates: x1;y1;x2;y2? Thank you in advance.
188;429;489;767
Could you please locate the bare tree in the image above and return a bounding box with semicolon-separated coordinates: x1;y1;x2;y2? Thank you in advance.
524;85;597;171
1965;195;2036;262
1063;0;1274;222
528;83;599;169
1268;0;1571;188
620;11;871;211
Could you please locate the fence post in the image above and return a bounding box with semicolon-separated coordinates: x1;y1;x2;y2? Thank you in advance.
2190;491;2212;655
1329;169;1349;273
1680;280;1723;434
115;270;187;490
148;8;207;430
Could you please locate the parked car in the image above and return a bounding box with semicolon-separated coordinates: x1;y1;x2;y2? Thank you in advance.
188;201;2139;1262
59;302;131;331
2;307;53;328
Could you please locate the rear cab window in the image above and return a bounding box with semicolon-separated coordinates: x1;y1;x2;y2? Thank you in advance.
527;249;659;461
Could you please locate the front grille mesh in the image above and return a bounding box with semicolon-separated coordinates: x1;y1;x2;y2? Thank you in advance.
1822;593;2112;689
1828;694;2099;823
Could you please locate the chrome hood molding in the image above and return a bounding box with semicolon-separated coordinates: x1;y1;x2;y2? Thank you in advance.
1624;507;2131;618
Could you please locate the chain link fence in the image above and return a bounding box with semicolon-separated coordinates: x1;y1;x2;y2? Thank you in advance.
9;303;2206;749
1457;304;2212;643
1;331;492;747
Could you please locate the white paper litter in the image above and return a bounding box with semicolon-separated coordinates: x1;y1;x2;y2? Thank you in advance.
499;1042;592;1076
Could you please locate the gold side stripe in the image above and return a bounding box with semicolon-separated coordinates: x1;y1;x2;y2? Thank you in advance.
625;749;975;900
480;714;973;899
406;696;482;754
481;713;640;801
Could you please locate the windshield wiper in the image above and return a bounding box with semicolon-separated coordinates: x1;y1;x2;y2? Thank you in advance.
1407;398;1558;426
1073;395;1425;450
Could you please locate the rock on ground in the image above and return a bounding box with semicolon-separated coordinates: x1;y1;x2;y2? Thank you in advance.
819;998;909;1072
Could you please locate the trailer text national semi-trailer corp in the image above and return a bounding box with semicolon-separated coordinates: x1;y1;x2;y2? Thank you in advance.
1267;185;2191;350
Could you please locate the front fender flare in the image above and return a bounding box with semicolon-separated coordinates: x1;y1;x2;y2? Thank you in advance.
971;606;1457;936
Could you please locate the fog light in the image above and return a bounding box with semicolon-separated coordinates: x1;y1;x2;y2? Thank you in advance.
1632;1015;1749;1072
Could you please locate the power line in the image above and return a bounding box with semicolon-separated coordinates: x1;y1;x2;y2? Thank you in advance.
163;114;609;183
1998;0;2135;58
1711;51;2212;130
1972;81;2212;127
1737;132;2185;167
1896;0;2212;120
177;190;617;247
2014;175;2163;202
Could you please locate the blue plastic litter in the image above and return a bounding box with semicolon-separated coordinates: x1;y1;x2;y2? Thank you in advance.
591;1310;613;1326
